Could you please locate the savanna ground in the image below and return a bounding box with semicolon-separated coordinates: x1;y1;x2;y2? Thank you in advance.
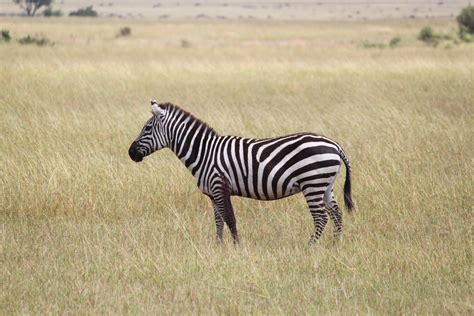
1;16;473;314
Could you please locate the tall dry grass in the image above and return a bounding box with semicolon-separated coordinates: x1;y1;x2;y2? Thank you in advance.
1;18;473;314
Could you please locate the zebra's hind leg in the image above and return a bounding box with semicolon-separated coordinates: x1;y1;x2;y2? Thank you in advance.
303;189;328;244
323;175;343;240
326;199;343;240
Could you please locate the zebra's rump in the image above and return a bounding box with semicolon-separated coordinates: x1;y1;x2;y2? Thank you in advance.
218;133;343;200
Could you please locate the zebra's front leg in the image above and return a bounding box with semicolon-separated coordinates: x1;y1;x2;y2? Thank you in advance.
223;196;239;244
210;198;224;242
211;176;239;244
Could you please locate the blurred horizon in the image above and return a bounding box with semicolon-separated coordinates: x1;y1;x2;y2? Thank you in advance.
1;0;472;20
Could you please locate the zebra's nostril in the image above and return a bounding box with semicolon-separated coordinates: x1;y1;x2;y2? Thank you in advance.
128;142;143;162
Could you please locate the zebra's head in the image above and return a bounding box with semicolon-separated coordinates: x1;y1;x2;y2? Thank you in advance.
128;100;168;162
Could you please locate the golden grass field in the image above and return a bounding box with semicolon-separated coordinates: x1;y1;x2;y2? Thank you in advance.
1;17;473;314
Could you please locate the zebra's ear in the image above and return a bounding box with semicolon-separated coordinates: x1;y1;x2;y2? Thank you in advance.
150;100;165;117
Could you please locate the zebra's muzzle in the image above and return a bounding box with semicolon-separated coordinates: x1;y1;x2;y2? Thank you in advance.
128;141;144;162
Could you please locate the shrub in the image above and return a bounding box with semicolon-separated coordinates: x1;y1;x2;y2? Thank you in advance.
459;32;474;42
69;6;98;17
181;39;191;48
1;29;11;42
18;34;51;46
389;36;401;48
418;26;439;46
360;37;401;49
457;5;474;35
361;41;385;49
117;27;131;37
43;6;63;17
419;26;434;41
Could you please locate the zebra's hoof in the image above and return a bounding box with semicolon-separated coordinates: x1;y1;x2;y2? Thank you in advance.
308;236;319;245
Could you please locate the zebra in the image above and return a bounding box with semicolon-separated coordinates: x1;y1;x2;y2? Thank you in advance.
128;100;354;244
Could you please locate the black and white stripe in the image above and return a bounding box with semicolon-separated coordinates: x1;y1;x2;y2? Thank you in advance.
129;101;354;243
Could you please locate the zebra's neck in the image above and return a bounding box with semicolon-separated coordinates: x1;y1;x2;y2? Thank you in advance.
164;104;219;177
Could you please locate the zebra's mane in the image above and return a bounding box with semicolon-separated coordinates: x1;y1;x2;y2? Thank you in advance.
160;102;218;136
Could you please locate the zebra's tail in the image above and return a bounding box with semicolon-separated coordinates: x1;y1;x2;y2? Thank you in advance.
339;148;354;212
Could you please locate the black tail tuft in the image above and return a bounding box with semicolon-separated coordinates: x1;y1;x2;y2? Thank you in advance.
340;149;354;212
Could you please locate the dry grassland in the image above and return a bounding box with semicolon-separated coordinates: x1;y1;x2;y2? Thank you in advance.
0;17;473;314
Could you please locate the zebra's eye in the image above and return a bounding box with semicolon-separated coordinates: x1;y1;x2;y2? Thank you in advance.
144;125;153;132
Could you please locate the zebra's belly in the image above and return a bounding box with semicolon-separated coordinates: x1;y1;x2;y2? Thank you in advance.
232;185;302;201
228;174;302;200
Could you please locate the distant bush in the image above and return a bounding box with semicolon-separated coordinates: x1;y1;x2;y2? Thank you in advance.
360;36;402;49
389;36;401;48
180;39;191;48
457;6;474;34
1;29;11;43
457;6;474;42
117;27;131;37
418;26;464;47
418;26;435;42
69;6;98;17
418;26;440;46
43;6;63;17
459;32;473;42
18;34;51;46
361;41;385;49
